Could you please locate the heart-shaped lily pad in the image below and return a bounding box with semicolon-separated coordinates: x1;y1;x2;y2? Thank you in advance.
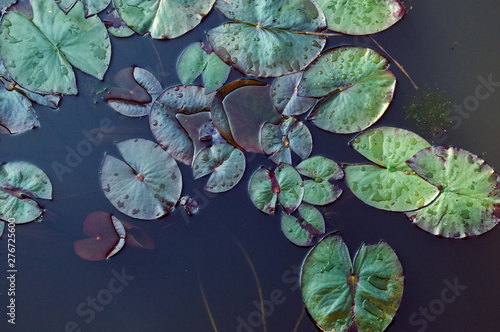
192;143;246;193
298;46;396;134
296;156;343;205
281;203;325;246
0;0;111;95
0;162;52;224
271;72;317;116
345;127;440;211
150;85;215;165
248;164;304;215
212;81;282;153
261;116;312;165
177;42;231;94
73;212;126;261
315;0;405;35
405;146;500;238
105;67;162;117
207;0;327;77
114;0;215;39
56;0;111;17
100;138;182;220
301;232;404;332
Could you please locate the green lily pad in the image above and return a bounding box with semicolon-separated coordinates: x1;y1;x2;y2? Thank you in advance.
192;143;246;193
55;0;112;17
150;85;215;166
114;0;215;39
281;203;325;246
261;116;312;165
248;164;304;215
297;156;344;206
0;0;111;95
345;127;439;211
405;146;500;238
177;42;231;94
301;232;404;332
100;138;182;220
105;67;162;117
298;46;396;134
0;162;52;224
0;221;4;238
315;0;405;35
207;0;326;77
0;78;40;134
103;8;135;37
271;72;317;116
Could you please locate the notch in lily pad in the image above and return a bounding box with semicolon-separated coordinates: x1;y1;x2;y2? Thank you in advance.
405;146;500;238
296;156;344;206
301;232;404;332
261;116;312;165
73;212;126;261
281;203;325;246
192;143;246;193
0;162;52;223
177;42;231;94
100;138;182;220
248;164;304;215
345;127;439;211
299;46;396;134
271;72;317;116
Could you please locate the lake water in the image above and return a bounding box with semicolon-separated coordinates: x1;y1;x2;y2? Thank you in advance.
1;0;500;331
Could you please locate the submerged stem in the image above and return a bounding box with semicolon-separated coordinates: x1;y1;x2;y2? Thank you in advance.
292;306;306;332
369;36;419;91
196;266;219;332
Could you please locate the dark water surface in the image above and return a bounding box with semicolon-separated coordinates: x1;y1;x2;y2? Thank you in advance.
1;0;500;331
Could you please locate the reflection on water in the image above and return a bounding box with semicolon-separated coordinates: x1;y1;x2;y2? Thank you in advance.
1;0;500;331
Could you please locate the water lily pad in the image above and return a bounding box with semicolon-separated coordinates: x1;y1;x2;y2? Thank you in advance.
179;196;199;216
345;127;440;211
301;232;404;332
207;0;326;77
177;42;231;94
73;212;126;261
316;0;405;35
248;164;304;215
150;85;215;165
271;72;316;116
0;0;111;95
114;0;215;39
0;221;4;238
55;0;111;17
212;81;282;153
176;112;213;160
281;203;325;246
103;8;135;37
192;143;245;193
0;78;40;134
105;67;162;117
405;146;500;238
261;117;312;165
297;156;343;205
199;120;226;145
0;162;52;224
100;138;182;220
298;46;396;134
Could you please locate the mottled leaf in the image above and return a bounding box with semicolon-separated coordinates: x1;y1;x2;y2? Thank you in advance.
271;72;316;116
301;232;404;332
0;162;52;224
207;0;326;77
192;143;246;193
114;0;215;39
281;203;325;246
345;127;439;211
405;146;500;238
0;0;111;95
100;138;182;220
316;0;405;35
299;46;396;134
